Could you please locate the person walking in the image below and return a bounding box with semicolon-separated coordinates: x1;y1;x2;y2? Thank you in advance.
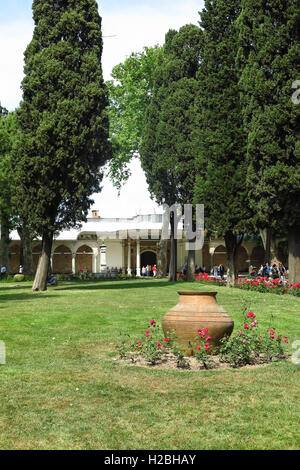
219;264;225;279
213;265;218;278
271;263;279;280
279;263;286;284
142;266;146;277
152;265;157;277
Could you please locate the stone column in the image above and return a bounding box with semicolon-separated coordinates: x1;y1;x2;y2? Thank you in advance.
209;247;215;272
72;253;76;275
92;247;99;274
136;238;141;277
100;244;107;273
122;240;126;274
50;253;54;273
127;240;131;275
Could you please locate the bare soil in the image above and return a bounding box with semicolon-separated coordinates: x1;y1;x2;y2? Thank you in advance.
114;352;285;371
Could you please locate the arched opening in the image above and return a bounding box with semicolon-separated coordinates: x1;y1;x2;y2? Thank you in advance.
141;251;157;274
9;244;20;274
250;246;265;269
237;246;249;273
214;245;227;268
53;245;72;274
75;245;93;274
202;244;210;272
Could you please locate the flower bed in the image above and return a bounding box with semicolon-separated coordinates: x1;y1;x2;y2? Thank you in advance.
117;312;289;370
189;272;300;296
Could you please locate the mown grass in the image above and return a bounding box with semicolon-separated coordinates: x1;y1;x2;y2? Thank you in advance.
0;279;299;450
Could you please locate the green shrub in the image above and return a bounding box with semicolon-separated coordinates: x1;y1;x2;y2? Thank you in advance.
13;274;25;282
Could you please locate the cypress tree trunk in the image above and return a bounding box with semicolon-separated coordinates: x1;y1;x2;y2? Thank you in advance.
157;211;169;278
168;212;177;282
288;226;300;285
32;232;53;292
23;228;34;276
265;228;272;265
0;214;10;273
18;225;34;275
260;228;272;264
187;240;195;282
225;231;243;286
234;234;244;281
157;239;168;278
225;231;235;287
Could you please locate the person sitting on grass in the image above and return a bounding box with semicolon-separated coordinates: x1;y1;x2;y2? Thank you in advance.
47;273;58;286
0;266;7;280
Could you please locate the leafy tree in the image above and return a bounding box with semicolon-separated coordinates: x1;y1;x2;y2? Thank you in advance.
13;0;112;291
106;46;161;189
140;25;203;281
193;0;252;285
237;0;300;283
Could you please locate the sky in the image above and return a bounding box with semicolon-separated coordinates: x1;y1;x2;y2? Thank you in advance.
0;0;203;218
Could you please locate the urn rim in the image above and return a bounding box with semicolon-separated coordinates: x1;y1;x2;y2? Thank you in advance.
177;291;218;296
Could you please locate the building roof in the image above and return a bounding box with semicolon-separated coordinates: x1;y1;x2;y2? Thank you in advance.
10;214;183;242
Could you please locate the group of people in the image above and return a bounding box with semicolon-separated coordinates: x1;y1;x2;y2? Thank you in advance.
141;265;157;277
250;262;287;283
210;264;225;279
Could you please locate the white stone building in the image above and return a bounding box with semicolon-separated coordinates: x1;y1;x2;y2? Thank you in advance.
8;211;266;275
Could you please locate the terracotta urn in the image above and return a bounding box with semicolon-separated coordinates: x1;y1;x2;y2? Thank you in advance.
162;291;234;356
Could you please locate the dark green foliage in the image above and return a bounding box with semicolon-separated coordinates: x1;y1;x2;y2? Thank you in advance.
237;0;300;229
193;0;253;282
141;25;203;207
237;0;300;282
140;24;203;281
13;0;112;237
193;0;251;237
0;111;17;269
0;112;16;217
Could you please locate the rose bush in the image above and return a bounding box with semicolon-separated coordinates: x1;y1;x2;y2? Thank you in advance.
193;272;300;296
117;313;288;370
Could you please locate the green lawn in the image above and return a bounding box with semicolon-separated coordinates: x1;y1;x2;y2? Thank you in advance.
0;279;299;450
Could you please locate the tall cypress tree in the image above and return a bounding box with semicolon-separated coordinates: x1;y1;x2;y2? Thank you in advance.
140;25;203;281
193;0;252;284
14;0;111;291
237;0;300;283
0;111;16;272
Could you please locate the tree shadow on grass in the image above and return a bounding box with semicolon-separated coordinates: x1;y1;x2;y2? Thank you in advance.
0;290;59;303
55;279;177;292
